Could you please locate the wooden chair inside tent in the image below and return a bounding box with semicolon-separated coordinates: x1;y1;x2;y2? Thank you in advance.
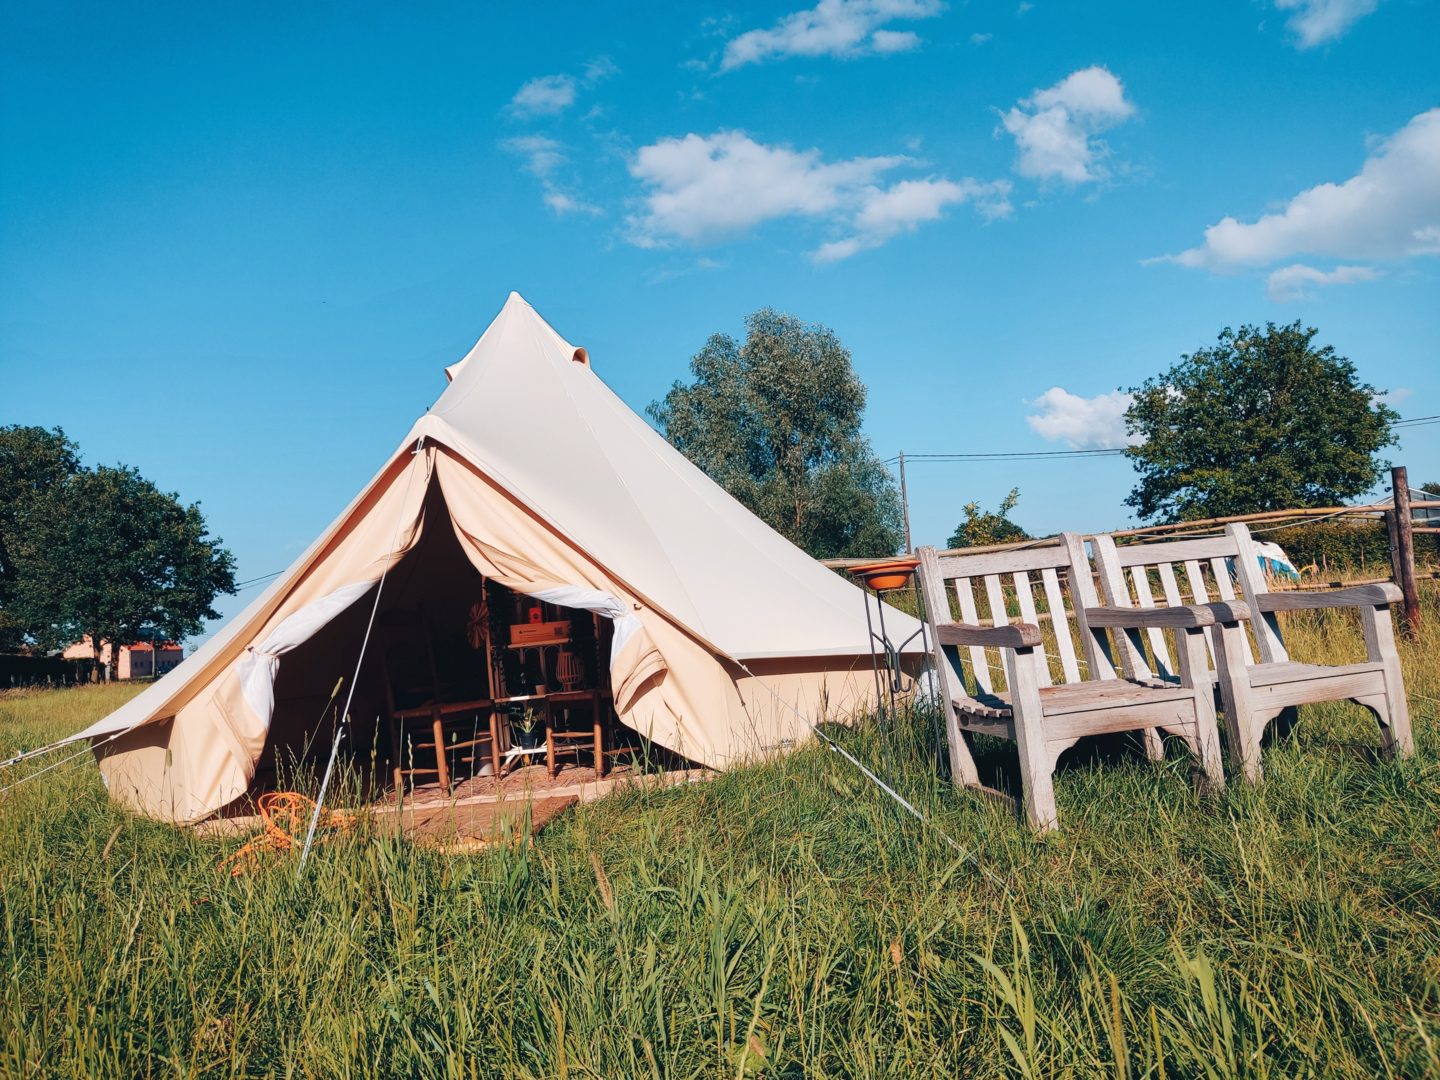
378;607;499;795
1088;523;1413;783
544;690;606;779
916;534;1225;831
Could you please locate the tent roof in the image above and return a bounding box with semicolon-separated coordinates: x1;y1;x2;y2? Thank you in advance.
69;293;918;758
426;292;915;660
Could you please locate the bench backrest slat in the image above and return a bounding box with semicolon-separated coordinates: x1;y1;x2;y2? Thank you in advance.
1011;571;1052;687
1040;566;1080;682
1129;564;1173;677
1091;522;1289;677
953;575;992;693
1225;523;1288;663
917;536;1111;709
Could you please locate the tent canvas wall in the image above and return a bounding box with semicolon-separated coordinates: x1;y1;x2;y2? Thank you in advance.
71;294;924;823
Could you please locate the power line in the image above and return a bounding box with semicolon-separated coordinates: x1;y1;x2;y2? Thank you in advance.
908;448;1127;461
880;447;1126;466
883;412;1436;467
225;415;1433;592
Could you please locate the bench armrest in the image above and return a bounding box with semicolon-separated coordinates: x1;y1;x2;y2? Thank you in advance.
1202;601;1253;624
1256;583;1402;612
935;622;1043;649
1084;605;1215;630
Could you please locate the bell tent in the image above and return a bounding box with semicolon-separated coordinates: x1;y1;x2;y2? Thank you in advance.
69;294;922;823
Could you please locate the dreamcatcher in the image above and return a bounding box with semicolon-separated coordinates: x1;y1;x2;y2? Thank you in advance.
465;597;489;649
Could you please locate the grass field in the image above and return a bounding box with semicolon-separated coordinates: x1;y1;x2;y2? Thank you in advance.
2;591;1439;1078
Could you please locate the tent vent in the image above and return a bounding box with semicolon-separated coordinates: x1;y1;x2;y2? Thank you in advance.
572;347;590;367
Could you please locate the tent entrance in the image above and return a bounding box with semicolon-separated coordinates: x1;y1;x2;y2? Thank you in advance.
245;481;637;806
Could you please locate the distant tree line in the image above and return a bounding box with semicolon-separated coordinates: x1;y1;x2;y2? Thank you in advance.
650;315;1405;560
0;426;236;679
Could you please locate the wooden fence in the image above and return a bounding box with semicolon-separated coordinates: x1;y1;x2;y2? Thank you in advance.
824;465;1437;639
0;653;92;690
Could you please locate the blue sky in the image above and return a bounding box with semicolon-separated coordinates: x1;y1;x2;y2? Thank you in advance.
3;0;1438;635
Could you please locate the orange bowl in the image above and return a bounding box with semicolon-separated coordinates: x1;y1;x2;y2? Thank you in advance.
848;557;920;591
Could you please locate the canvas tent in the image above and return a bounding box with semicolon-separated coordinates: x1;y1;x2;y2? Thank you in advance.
68;293;923;823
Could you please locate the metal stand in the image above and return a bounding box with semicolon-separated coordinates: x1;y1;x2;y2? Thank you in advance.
859;583;928;721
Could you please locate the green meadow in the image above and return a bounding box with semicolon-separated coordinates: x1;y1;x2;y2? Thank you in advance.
2;589;1438;1078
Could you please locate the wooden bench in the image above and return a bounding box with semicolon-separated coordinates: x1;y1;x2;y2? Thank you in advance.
1089;523;1413;783
916;534;1224;831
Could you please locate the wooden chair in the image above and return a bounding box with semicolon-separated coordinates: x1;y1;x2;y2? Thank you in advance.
379;609;499;795
544;690;606;779
1090;523;1413;783
917;535;1224;831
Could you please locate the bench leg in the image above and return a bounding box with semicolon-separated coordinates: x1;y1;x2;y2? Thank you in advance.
1177;626;1224;791
1005;647;1059;832
1141;728;1165;762
1361;604;1414;759
1213;621;1264;784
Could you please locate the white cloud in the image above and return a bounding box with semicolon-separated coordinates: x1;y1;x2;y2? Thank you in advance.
1000;66;1135;184
508;75;576;118
1375;386;1412;406
542;190;600;215
629;131;902;243
870;28;921;52
1274;0;1379;48
627;131;1007;259
504;135;565;176
969;31;993;44
814;176;1011;262
582;56;620;83
1266;263;1381;301
503;136;600;216
1026;387;1137;449
1166;108;1440;274
720;0;943;71
506;57;617;118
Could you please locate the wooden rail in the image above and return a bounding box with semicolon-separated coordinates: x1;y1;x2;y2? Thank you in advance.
822;474;1435;634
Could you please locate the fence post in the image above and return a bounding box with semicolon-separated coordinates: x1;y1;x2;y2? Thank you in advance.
1388;465;1421;640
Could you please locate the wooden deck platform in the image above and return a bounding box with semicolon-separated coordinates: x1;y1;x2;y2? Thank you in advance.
195;762;713;852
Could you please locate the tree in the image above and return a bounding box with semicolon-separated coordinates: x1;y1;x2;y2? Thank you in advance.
1123;322;1397;523
648;308;904;559
947;488;1032;549
0;426;81;650
4;463;237;678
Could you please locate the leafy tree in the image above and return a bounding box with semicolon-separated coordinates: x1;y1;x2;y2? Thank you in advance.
946;488;1032;549
1422;482;1440;498
0;426;81;650
1123;322;1397;523
4;462;236;678
648;308;904;559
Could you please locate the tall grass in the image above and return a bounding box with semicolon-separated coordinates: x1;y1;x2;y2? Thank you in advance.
2;592;1438;1077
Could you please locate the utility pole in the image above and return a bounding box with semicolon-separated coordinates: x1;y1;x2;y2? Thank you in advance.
898;451;912;553
1388;465;1421;640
